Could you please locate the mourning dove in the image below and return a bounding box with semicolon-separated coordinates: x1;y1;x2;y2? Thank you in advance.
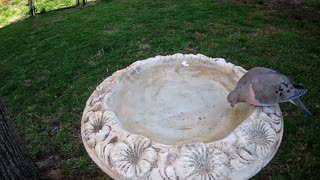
227;67;312;116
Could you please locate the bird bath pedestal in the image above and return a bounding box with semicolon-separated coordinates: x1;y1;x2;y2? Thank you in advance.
81;54;283;180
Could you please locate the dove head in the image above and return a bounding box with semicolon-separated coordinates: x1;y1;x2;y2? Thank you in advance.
227;90;239;107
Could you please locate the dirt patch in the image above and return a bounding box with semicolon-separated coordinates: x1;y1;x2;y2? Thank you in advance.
236;0;320;22
47;169;64;180
2;0;15;5
36;155;65;179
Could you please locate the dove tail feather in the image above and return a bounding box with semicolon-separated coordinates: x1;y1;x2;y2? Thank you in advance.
289;89;307;100
291;98;312;116
289;100;295;105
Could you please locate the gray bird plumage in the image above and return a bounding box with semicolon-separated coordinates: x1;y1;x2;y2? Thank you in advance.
227;67;312;116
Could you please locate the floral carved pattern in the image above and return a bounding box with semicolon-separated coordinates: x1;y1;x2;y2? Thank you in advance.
96;135;117;168
83;111;117;148
89;79;117;107
261;106;282;133
239;119;277;158
174;144;230;180
110;134;157;179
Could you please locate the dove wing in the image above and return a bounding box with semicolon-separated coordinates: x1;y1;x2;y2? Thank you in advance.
251;73;300;104
237;67;277;88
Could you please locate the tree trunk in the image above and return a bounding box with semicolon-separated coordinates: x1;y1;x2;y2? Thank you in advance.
0;99;40;180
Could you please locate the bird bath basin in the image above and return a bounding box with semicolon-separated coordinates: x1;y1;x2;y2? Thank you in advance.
81;54;283;180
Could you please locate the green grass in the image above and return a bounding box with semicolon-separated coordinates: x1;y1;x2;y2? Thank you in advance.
36;0;77;13
0;0;319;179
0;0;29;27
0;0;79;27
304;0;320;8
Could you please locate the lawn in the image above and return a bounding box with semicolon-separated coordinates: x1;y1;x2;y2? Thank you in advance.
0;0;80;27
0;0;319;179
0;0;29;28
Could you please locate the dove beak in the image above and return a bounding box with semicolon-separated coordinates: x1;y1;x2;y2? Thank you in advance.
231;103;235;107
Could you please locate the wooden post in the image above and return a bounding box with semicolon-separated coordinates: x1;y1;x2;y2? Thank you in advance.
28;0;36;16
0;99;40;179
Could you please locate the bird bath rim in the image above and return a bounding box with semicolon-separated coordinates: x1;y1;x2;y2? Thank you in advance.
81;54;283;180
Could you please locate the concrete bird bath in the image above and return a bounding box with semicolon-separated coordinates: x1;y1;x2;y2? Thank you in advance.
81;54;283;180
